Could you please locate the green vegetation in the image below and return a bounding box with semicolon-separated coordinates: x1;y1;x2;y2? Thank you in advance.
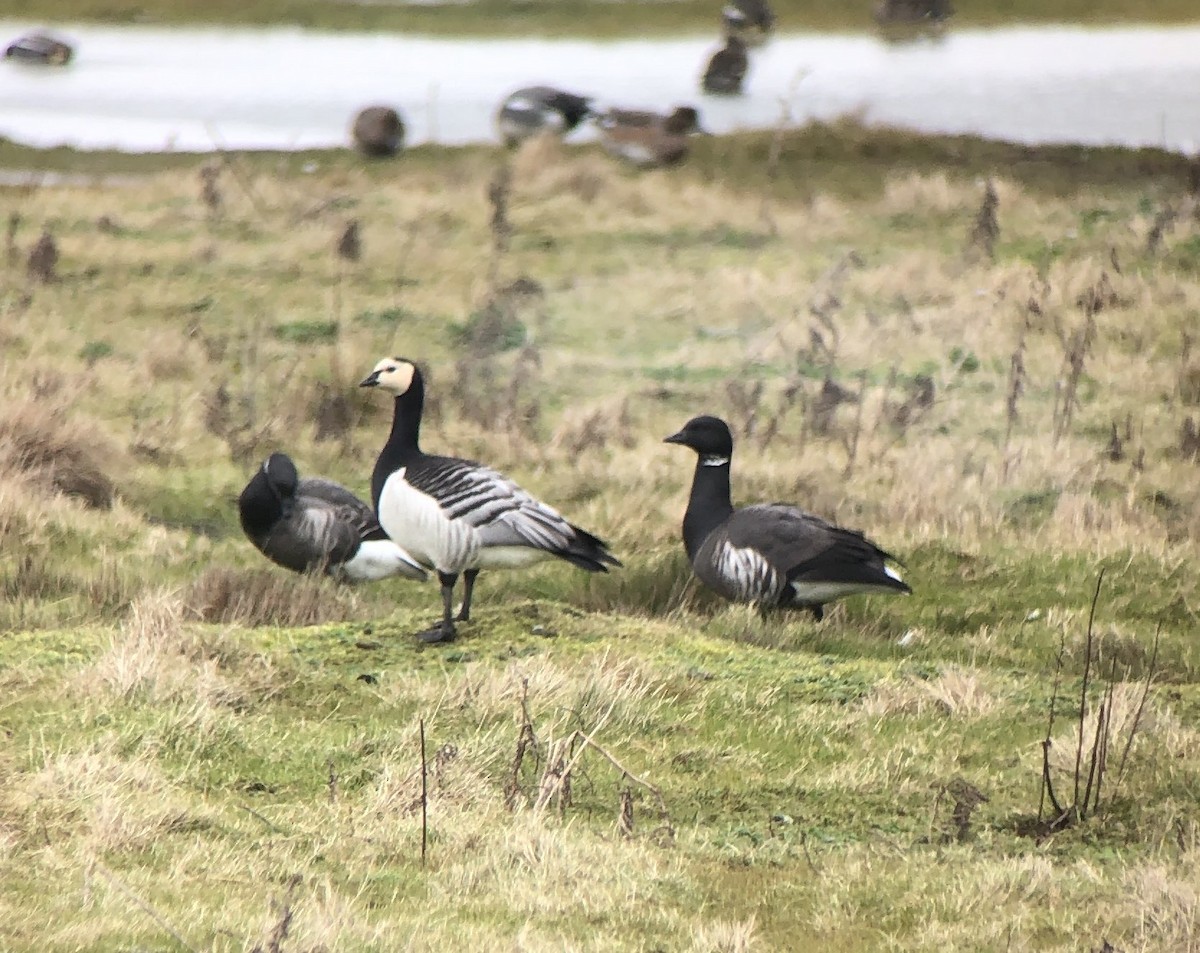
1;0;1198;36
1;125;1199;949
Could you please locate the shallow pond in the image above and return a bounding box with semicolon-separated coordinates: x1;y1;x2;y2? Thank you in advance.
2;21;1198;153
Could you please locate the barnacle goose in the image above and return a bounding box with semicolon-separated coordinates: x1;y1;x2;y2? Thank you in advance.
664;415;910;620
496;86;593;148
238;452;427;583
360;357;621;643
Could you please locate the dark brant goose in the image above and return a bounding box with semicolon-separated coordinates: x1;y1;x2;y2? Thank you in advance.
702;36;749;96
722;0;776;44
238;452;427;582
361;357;621;643
495;86;593;147
664;416;910;619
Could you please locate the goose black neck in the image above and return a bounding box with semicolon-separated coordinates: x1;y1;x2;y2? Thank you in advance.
681;457;735;560
388;372;425;457
371;371;426;510
238;472;280;536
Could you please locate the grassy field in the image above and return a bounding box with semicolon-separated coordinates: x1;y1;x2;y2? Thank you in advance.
2;124;1200;950
2;0;1199;37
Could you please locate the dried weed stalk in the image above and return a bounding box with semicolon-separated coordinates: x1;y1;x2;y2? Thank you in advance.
6;211;19;267
504;681;674;842
1179;417;1200;462
1052;291;1099;445
335;218;361;263
929;777;989;843
27;229;58;283
839;373;869;478
968;178;999;260
199;164;223;220
487;162;513;288
251;874;302;953
1035;572;1159;837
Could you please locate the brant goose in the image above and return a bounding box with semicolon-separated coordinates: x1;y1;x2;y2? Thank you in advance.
351;106;406;157
595;106;705;169
664;416;910;620
5;32;73;65
722;0;776;45
701;36;749;96
496;86;593;148
360;357;620;643
239;452;427;583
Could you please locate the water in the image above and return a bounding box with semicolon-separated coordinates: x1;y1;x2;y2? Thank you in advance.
2;21;1198;154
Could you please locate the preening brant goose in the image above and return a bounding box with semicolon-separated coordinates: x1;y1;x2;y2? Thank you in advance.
496;86;593;148
664;415;910;620
238;452;427;583
361;357;621;643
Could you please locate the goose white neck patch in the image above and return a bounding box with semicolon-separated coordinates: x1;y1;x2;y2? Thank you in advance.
701;455;730;467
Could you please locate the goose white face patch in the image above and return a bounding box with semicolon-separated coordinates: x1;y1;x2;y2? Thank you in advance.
370;358;415;396
716;543;781;602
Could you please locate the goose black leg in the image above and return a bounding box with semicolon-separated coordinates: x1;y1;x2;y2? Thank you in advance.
456;569;480;622
809;604;825;622
419;572;459;643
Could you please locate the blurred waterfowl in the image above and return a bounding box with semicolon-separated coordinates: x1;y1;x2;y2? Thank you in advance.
351;106;406;157
595;106;705;168
496;86;592;148
361;357;620;643
4;32;73;66
702;36;749;96
874;0;953;24
722;0;775;45
239;452;427;583
664;416;911;620
874;0;953;40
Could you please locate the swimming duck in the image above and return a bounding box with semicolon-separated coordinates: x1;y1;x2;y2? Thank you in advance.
595;106;705;169
4;32;73;66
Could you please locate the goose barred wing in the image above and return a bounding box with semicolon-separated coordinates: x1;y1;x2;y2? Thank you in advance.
298;478;383;541
409;457;590;554
292;502;365;566
728;503;902;585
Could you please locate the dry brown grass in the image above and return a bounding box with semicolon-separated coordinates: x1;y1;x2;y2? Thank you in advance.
0;395;120;508
183;566;368;627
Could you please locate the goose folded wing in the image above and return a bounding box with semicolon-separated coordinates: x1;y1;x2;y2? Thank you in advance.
299;478;383;541
725;503;896;584
408;457;580;552
294;501;367;565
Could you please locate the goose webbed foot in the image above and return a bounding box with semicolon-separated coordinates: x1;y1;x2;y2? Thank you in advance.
417;621;457;644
